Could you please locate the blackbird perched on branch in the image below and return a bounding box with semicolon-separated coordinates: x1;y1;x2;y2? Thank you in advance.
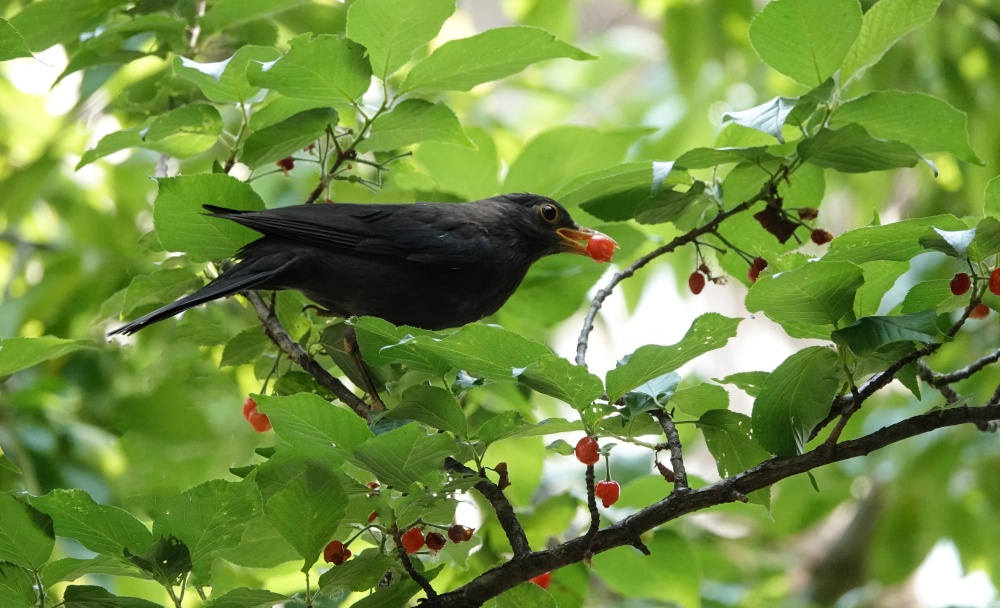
109;193;616;336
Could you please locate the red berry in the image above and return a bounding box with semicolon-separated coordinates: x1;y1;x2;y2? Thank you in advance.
586;234;618;263
950;273;971;296
990;268;1000;297
688;271;706;295
242;397;257;421
595;480;621;508
811;229;834;245
401;527;424;554
447;524;475;543
242;397;271;432
276;156;295;171
969;303;991;319
530;572;552;589
323;540;351;565
574;437;600;466
425;532;446;552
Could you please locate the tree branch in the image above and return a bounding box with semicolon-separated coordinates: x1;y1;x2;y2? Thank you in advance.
443;458;531;559
652;410;689;491
423;404;1000;607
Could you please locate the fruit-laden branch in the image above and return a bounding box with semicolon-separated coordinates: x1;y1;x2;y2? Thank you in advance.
424;403;1000;607
443;458;532;559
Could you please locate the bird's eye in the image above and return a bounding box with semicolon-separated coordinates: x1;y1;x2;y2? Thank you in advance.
539;203;559;223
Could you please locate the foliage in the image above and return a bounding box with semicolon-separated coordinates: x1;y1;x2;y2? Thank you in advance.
1;0;1000;606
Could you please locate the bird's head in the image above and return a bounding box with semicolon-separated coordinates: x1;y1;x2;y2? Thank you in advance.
499;193;618;263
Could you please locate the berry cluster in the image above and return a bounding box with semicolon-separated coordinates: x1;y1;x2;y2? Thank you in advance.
241;397;271;433
949;268;1000;319
573;437;620;508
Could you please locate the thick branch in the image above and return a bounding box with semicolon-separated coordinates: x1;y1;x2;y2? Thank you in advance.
443;458;531;559
424;404;1000;607
245;291;370;419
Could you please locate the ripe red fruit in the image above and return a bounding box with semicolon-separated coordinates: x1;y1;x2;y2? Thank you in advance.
447;524;475;543
990;268;1000;296
276;156;295;171
586;234;618;263
969;303;991;319
530;572;552;589
323;540;351;565
400;527;425;554
810;229;834;245
595;480;621;508
242;397;271;432
950;273;971;296
425;532;446;552
688;271;706;295
574;437;600;465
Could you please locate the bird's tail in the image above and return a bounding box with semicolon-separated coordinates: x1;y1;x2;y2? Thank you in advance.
107;267;274;337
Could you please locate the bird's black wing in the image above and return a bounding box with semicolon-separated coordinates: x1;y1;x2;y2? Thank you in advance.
204;203;494;266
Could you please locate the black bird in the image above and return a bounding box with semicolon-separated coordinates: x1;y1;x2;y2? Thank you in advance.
109;193;616;336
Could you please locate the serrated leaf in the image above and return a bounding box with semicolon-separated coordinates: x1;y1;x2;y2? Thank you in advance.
670;383;729;418
853;260;909;318
357;99;470;153
0;18;32;60
696;410;771;507
153;174;266;260
515;354;604;409
266;464;347;571
346;0;455;77
606;313;742;403
752;346;841;457
400;25;594;93
220;328;271;367
0;493;54;569
0;563;34;608
407;323;553;382
674;146;779;170
353;423;457;488
385;385;467;436
318;550;396;591
918;226;976;259
76;124;148;169
248;34;372;103
715;371;769;398
28;489;153;558
476;411;578;445
745;261;864;340
352;317;451;375
123;535;190;586
840;0;943;80
798;124;921;173
122;267;203;316
206;587;291;608
143;104;223;158
825;214;967;264
254;393;374;452
173;46;282;103
831;91;980;164
0;336;96;377
634;182;708;225
241;107;337;169
832;311;939;357
900;280;966;315
749;0;862;86
723;96;797;143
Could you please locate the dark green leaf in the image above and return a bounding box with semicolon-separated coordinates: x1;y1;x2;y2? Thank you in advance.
206;587;291;608
220;328;271;367
41;555;145;588
634;182;708;225
798;125;922;173
346;0;455;77
674;146;778;170
241;107;337;169
901;280;966;315
832;311;939;357
123;536;190;587
352;317;451;375
969;217;1000;262
696;410;771;507
62;585;162;608
353;423;457;488
476;411;579;445
122;267;203;316
29;489;153;558
714;371;769;398
515;354;604;409
0;563;34;608
0;493;54;569
200;0;309;32
385;385;468;436
623;372;681;417
565;162;672;221
318;550;396;591
266;463;347;571
76;125;147;169
918;226;976;259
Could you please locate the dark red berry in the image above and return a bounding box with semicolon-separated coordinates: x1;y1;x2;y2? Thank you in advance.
950;273;971;296
811;229;834;245
401;527;424;554
323;540;351;565
447;525;475;543
276;156;295;171
530;572;552;589
574;437;600;465
688;271;706;295
990;268;1000;297
242;397;256;421
425;532;446;552
368;511;378;523
969;303;991;319
595;480;621;508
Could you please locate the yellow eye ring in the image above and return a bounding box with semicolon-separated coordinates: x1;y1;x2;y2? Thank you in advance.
539;203;559;223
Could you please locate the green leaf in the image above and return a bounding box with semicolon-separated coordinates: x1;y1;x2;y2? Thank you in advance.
918;226;976;259
408;323;553;382
853;261;909;318
476;412;578;445
173;46;282;104
241;107;337;169
606;313;743;403
752;346;841;457
28;489;153;558
623;372;681;417
41;555;143;588
670;383;729;418
62;585;162;608
901;280;966;315
515;354;604;409
798;125;922;173
562;162;670;221
0;336;96;377
220;328;271;367
415;127;499;200
153;174;266;260
353;423;457;488
266;464;347;571
840;0;943;80
0;563;34;608
696;410;772;507
400;25;594;93
8;0;122;51
831;91;980;164
200;0;309;32
715;371;769;398
486;582;559;608
0;18;32;60
206;587;291;608
385;385;468;436
122;536;190;586
745;261;864;339
76;124;147;169
985;176;1000;218
352;317;451;375
634;182;708;225
722;96;797;143
505;126;651;196
357;99;470;153
153;477;263;579
254;393;374;452
318;550;396;591
969;217;1000;263
831;311;939;357
592;529;700;605
122;267;203;316
825;215;967;264
346;0;455;77
247;34;373;103
748;0;862;86
674;146;778;170
143;104;223;158
0;493;54;569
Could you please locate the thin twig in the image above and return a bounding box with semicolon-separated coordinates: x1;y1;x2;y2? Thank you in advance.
443;458;531;559
916;361;962;404
652;410;689;491
929;347;1000;387
584;464;600;548
391;525;437;600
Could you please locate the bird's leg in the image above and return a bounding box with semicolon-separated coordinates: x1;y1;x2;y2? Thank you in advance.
343;326;386;412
